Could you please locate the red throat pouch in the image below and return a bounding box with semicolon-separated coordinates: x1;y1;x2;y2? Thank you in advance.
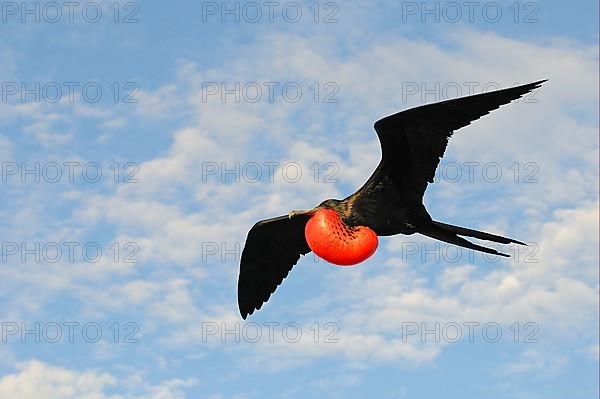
304;208;378;266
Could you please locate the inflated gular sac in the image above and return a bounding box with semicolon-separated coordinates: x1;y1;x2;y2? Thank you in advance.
304;209;378;266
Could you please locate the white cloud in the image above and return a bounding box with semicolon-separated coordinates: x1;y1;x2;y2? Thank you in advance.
502;349;569;377
0;360;196;399
0;360;119;399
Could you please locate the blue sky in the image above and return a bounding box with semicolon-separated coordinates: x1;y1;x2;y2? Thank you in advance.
0;0;598;398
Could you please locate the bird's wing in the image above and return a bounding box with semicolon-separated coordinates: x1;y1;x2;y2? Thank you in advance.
238;214;312;319
363;80;546;202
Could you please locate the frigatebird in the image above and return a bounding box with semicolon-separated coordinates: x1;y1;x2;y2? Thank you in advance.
238;80;546;319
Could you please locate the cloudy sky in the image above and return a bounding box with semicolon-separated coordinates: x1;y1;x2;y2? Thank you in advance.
0;0;598;398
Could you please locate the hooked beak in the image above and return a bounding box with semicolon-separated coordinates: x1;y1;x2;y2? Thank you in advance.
288;208;318;219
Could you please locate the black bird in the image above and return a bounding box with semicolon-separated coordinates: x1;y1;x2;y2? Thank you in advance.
238;80;546;319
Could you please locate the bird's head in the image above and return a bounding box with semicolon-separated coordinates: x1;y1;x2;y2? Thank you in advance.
287;199;345;219
317;198;344;213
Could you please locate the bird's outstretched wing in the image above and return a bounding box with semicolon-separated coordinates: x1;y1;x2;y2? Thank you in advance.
238;214;312;319
361;80;547;203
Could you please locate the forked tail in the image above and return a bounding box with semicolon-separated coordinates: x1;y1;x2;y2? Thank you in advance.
418;221;526;257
